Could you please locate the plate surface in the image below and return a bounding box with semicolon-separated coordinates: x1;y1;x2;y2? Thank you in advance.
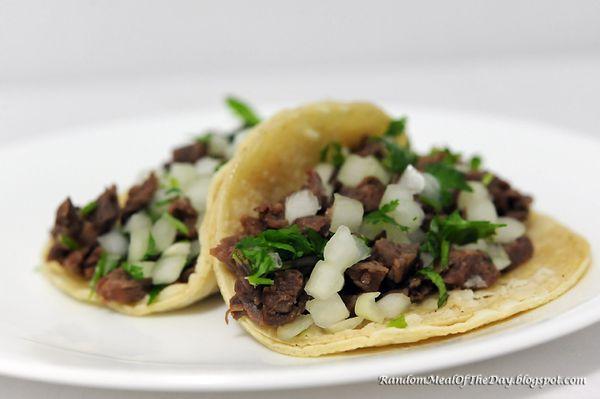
0;104;598;391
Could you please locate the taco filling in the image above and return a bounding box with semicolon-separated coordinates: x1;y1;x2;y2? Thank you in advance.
211;124;535;339
46;97;259;305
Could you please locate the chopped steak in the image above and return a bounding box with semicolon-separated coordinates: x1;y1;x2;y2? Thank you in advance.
47;242;70;263
262;270;307;326
62;249;86;276
503;235;534;269
255;202;288;229
241;215;264;236
372;239;419;283
228;279;262;322
443;249;499;288
81;245;102;280
339;176;386;212
178;265;195;283
403;275;435;302
341;294;358;315
354;137;386;158
78;221;99;247
122;173;158;222
168;197;199;239
487;176;532;221
210;235;246;277
51;198;83;240
96;268;152;304
346;260;389;291
294;215;330;235
416;152;447;171
172;142;207;164
303;169;329;206
86;185;120;235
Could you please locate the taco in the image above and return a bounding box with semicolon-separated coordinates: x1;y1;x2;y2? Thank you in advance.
208;101;590;356
42;97;259;315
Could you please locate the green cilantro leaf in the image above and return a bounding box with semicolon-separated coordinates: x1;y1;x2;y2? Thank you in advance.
195;133;213;144
418;267;448;308
482;172;494;186
320;142;345;168
225;96;261;128
469;155;482;171
384;117;407;137
427;147;462;165
425;162;472;208
122;262;145;280
375;138;417;174
80;200;98;216
59;235;80;250
163;212;189;236
363;200;409;231
387;314;408;328
89;252;119;292
143;235;160;260
147;285;166;304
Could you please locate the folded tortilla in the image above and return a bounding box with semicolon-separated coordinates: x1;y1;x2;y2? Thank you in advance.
207;101;591;356
41;172;229;316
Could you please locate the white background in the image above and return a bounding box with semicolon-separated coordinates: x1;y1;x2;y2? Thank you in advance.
1;0;600;397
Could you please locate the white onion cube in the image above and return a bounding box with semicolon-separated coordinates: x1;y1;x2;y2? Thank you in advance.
284;189;320;224
305;293;350;328
337;154;390;187
329;194;364;233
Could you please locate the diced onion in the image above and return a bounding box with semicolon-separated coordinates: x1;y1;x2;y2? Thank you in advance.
325;317;364;333
128;229;150;262
98;230;128;257
124;212;152;232
422;173;441;200
486;243;512;271
359;220;385;241
355;292;385;323
464;275;487;289
152;255;187;285
135;261;156;278
276;314;314;340
284;189;320;224
384;225;411;244
465;197;497;222
329;194;364;233
185;176;212;212
151;216;177;252
494;217;526;243
304;260;345;300
457;181;490;209
397;165;425;194
408;228;426;244
305;293;350;328
380;183;413;206
314;163;334;184
195;157;221;176
169;163;199;189
163;242;191;258
207;134;230;158
377;293;411;319
389;200;425;232
337;154;390;187
323;225;370;270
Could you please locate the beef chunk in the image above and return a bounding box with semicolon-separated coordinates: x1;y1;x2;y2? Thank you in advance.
503;235;534;269
241;215;264;236
262;270;307;326
51;198;83;239
62;249;86;276
81;245;102;280
178;265;195;283
172;142;207;164
168;197;198;239
339;177;386;212
346;260;389;292
403;275;435;302
255;202;288;229
341;294;358;315
96;269;152;304
122;173;158;222
372;239;419;283
210;235;246;277
487;176;532;221
303;170;329;206
443;249;499;289
294;215;330;235
416;152;447;171
60;245;102;279
228;278;262;322
354;137;386;158
47;242;70;263
86;186;120;235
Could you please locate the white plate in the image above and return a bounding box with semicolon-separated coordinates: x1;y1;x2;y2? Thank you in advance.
0;104;598;392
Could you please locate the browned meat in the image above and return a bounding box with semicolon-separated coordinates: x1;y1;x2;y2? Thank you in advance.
503;235;534;269
47;242;70;263
372;239;419;283
122;173;158;222
86;186;120;235
416;152;447;171
59;245;102;279
443;249;499;288
255;202;288;229
339;176;386;212
403;275;434;302
81;245;102;280
210;235;246;277
51;198;83;239
178;265;195;283
294;215;330;235
262;270;307;326
241;215;264;236
488;177;532;221
172;142;207;164
96;268;152;304
168;197;198;239
62;249;86;276
341;294;358;315
354;137;386;158
346;260;389;291
228;279;262;322
303;170;329;206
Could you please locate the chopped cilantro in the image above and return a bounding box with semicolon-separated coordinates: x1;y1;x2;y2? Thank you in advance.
320;142;345;168
418;194;443;213
59;235;80;250
147;285;166;304
387;314;408;328
417;267;448;308
482;172;494;186
427;147;462;165
384;117;407;137
469;155;482;171
363;200;409;231
80;200;98;216
375;138;417;174
89;252;119;291
225;96;260;128
425;162;472;208
143;235;160;260
195;133;213;144
163;213;189;236
122;262;145;280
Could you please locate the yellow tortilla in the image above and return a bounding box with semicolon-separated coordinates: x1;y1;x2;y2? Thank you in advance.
208;101;591;356
41;172;228;316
